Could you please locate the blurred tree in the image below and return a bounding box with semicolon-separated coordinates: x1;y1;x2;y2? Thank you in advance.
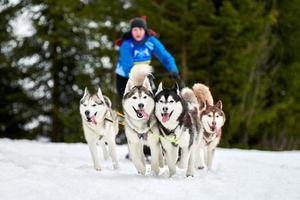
0;1;38;139
1;0;299;149
10;0;132;142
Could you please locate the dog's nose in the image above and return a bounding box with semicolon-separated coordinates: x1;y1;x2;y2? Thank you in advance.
85;110;90;116
138;103;144;109
212;121;216;126
163;107;168;112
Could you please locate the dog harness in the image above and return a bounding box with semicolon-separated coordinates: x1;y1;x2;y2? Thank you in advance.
203;129;222;145
124;112;156;141
158;123;181;146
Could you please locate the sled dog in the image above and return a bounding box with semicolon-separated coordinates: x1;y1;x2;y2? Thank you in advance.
193;83;225;170
80;87;119;171
123;64;162;176
154;83;200;177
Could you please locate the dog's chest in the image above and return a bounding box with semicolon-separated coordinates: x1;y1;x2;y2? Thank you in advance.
174;128;191;147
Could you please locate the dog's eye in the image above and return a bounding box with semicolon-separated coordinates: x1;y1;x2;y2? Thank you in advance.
132;96;137;99
83;104;87;107
208;114;212;117
143;96;147;99
169;100;174;103
92;104;97;107
216;115;219;118
159;100;163;103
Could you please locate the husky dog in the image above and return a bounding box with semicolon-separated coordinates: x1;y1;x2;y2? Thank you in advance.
154;83;199;177
193;83;225;170
80;87;119;171
123;64;161;176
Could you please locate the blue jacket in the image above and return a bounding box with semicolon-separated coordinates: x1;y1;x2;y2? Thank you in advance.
116;36;179;78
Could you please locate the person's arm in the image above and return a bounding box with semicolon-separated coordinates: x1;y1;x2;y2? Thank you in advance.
118;41;134;77
151;37;179;75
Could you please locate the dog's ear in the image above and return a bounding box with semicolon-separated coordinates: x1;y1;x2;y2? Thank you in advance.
97;87;106;103
124;80;133;96
82;87;90;98
173;82;180;95
142;77;152;92
215;100;223;110
155;82;164;96
205;100;213;107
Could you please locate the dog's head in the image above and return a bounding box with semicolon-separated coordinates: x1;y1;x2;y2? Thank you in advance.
154;82;184;124
79;87;108;125
200;100;225;134
122;77;154;121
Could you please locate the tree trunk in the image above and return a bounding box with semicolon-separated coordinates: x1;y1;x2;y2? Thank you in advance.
181;44;187;87
51;42;63;142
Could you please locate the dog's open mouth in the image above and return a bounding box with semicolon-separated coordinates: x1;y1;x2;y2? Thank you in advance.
87;112;97;125
132;106;149;119
161;111;173;123
209;123;216;132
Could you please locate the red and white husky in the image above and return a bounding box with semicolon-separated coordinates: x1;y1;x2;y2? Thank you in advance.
193;83;226;170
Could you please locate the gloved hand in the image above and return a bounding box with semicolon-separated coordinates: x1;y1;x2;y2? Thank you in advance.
169;72;180;80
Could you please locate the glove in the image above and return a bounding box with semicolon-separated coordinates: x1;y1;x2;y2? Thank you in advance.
169;72;180;80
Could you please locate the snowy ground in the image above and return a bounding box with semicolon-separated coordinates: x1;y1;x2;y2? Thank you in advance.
0;139;299;200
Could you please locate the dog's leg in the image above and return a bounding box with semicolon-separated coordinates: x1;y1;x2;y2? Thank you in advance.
87;140;101;171
203;147;209;168
128;142;146;175
178;147;189;169
207;148;215;170
107;137;119;170
138;143;146;167
186;145;196;177
158;145;164;168
195;145;205;170
149;140;160;176
100;140;109;160
165;145;179;177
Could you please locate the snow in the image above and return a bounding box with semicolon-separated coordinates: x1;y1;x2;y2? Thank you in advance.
0;139;299;200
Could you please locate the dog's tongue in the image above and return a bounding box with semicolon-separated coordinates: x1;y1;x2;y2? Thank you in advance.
91;115;97;125
140;110;149;120
211;125;216;132
162;113;170;123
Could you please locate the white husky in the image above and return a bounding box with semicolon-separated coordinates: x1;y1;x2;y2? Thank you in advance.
80;87;119;171
193;83;225;170
123;64;162;176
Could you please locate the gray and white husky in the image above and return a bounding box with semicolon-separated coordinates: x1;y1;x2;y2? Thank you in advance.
80;87;119;171
123;64;161;176
154;83;200;177
193;83;226;170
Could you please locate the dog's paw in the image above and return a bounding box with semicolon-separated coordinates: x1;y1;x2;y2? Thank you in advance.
168;170;176;178
177;162;186;169
113;163;119;170
186;174;194;178
197;166;205;170
151;168;160;176
94;165;102;171
138;168;146;176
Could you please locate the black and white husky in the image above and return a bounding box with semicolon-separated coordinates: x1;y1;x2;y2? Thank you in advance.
79;87;119;171
193;83;226;170
154;83;200;177
123;64;161;176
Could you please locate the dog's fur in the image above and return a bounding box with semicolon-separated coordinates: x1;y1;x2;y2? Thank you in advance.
123;64;162;176
193;83;225;170
154;83;199;177
80;87;119;171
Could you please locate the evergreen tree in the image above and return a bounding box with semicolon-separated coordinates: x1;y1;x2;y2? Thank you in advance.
0;1;38;139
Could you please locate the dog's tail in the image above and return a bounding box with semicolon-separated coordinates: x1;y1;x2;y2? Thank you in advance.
181;87;199;109
192;83;214;110
129;63;153;86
